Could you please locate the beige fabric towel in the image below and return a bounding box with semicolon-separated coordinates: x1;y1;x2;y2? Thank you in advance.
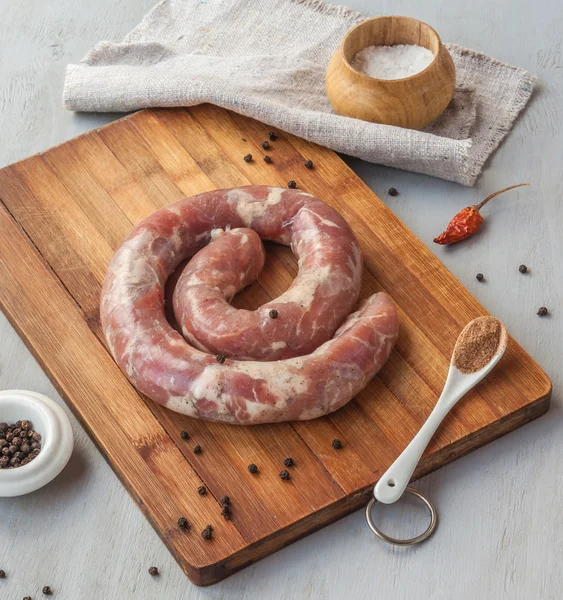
63;0;536;186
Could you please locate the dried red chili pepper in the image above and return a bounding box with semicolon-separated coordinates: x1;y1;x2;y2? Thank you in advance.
433;183;529;245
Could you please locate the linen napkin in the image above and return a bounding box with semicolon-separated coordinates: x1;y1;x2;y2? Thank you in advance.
63;0;536;186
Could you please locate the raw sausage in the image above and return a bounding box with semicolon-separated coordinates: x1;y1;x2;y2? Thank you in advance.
171;196;362;360
100;186;399;424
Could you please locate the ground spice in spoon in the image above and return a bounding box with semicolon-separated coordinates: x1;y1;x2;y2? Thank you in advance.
452;317;503;374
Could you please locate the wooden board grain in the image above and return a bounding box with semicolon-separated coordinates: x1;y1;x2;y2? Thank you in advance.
0;105;551;586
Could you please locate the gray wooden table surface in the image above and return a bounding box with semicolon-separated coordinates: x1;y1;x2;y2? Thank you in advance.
1;0;561;598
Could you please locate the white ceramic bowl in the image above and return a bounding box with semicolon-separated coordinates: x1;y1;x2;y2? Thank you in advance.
0;390;74;497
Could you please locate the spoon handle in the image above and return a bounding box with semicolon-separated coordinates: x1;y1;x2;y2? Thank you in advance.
374;399;451;504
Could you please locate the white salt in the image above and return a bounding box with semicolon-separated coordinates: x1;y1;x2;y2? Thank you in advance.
350;44;435;80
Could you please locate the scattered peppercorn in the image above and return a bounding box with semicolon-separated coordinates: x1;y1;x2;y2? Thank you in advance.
148;566;159;576
248;463;258;473
243;153;253;162
193;445;202;455
177;517;190;530
279;470;290;480
283;457;294;467
519;264;528;274
263;155;272;163
268;131;277;141
269;309;278;319
24;597;32;600
201;525;213;540
388;187;398;197
216;353;226;364
0;569;5;578
42;586;53;595
220;495;230;506
221;505;232;520
287;180;297;189
180;430;189;440
197;485;207;495
261;141;270;150
476;273;484;281
537;307;548;317
331;439;343;450
304;159;313;169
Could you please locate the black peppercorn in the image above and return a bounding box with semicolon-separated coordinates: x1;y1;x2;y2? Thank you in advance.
201;525;213;540
261;141;270;150
269;309;278;319
248;463;258;474
220;495;230;506
24;597;32;600
331;439;343;450
193;445;202;455
388;188;398;196
32;432;41;441
12;437;22;447
0;569;5;578
180;430;189;440
268;131;277;141
243;153;253;163
0;423;7;432
21;443;31;454
178;517;189;530
283;457;294;467
216;353;226;364
21;420;30;430
1;447;10;457
0;457;8;468
197;485;207;495
0;439;6;448
287;180;297;189
279;470;290;480
537;307;548;317
263;155;272;163
519;264;528;274
304;159;313;169
476;273;484;281
221;505;232;520
5;432;13;442
148;566;159;576
42;586;53;595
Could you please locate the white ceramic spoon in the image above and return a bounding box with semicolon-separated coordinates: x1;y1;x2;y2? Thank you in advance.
374;317;508;505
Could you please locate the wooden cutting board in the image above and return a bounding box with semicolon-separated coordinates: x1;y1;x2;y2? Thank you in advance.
0;105;551;586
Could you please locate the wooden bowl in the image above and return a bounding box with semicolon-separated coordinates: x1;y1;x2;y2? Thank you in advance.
326;16;456;130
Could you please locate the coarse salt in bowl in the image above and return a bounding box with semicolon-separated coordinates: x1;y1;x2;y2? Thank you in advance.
350;44;435;80
0;390;73;497
326;15;456;129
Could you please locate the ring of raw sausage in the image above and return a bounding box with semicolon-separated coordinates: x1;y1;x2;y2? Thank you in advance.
100;186;399;424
